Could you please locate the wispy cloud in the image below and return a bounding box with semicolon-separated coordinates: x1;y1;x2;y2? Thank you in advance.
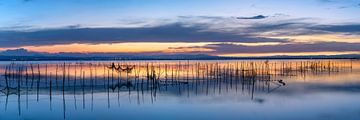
318;0;360;9
236;15;268;20
309;24;360;33
204;42;360;54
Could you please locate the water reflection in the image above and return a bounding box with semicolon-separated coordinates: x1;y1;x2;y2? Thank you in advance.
0;60;359;120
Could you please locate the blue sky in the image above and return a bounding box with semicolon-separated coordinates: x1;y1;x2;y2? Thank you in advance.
1;0;359;28
0;0;360;56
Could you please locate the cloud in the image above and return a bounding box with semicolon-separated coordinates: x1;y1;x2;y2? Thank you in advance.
0;25;34;31
242;22;318;36
170;42;360;54
236;15;268;20
0;23;285;47
220;17;360;36
178;16;325;37
309;24;360;33
317;0;360;9
175;16;319;37
1;15;360;48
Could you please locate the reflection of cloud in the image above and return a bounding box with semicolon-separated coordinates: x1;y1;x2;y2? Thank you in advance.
273;83;360;96
307;84;360;92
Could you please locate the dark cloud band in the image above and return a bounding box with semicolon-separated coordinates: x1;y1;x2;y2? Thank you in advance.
0;23;284;47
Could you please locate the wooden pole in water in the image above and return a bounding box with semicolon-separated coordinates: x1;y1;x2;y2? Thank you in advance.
55;64;58;89
82;71;85;109
30;64;34;88
49;72;52;111
90;64;93;91
4;65;8;77
187;61;189;84
111;65;114;89
74;64;77;89
171;64;174;85
67;63;70;84
165;64;168;90
17;66;22;116
62;63;66;119
36;64;41;102
61;63;66;92
25;66;29;86
94;63;97;88
103;64;106;88
37;64;41;82
45;64;48;88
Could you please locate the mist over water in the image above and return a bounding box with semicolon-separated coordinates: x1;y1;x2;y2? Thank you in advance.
0;60;360;120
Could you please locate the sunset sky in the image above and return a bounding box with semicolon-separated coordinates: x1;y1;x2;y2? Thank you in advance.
0;0;360;56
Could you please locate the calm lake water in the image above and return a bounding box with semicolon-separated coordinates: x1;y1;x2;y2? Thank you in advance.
0;60;360;120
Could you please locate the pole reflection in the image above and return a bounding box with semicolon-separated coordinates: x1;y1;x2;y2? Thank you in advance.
0;60;354;119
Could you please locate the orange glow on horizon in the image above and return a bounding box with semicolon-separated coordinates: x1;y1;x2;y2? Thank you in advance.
218;51;360;57
21;42;213;53
3;42;282;54
0;42;359;57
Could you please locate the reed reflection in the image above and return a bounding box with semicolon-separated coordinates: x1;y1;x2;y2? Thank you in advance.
0;60;355;119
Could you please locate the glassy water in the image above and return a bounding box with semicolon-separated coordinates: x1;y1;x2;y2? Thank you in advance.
0;60;359;120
